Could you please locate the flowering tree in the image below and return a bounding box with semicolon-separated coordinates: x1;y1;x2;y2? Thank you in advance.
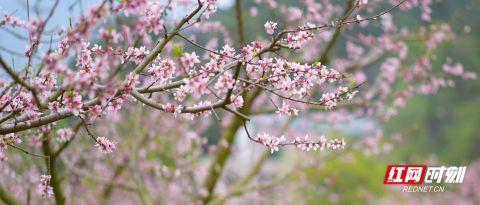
0;0;475;204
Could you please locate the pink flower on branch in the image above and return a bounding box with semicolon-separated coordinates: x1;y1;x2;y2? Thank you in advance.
264;21;278;35
64;92;83;116
180;52;201;71
256;133;286;154
214;73;235;93
252;131;346;153
276;102;299;116
38;175;53;198
95;137;116;154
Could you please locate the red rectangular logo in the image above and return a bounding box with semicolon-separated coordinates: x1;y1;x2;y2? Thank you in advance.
384;165;427;184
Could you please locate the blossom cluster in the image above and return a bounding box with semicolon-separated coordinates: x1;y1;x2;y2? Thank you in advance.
95;137;116;154
293;135;346;152
255;133;286;153
264;21;277;35
1;13;26;27
38;175;53;198
255;133;346;154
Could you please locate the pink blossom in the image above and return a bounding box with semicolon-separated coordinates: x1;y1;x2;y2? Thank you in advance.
95;137;116;154
214;73;235;93
264;21;277;35
148;59;176;82
347;91;359;100
56;128;74;142
180;52;201;71
328;138;346;150
221;45;236;58
294;135;325;152
1;13;26;27
76;42;93;69
256;133;286;154
230;96;244;108
124;73;139;93
203;0;218;19
123;46;150;64
184;76;209;97
443;63;464;76
202;58;221;73
292;135;346;152
283;30;313;48
241;45;255;62
173;105;183;118
420;0;432;22
163;103;176;113
88;105;103;120
174;86;190;102
276;102;299;116
321;92;337;110
39;175;53;198
64;92;83;116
